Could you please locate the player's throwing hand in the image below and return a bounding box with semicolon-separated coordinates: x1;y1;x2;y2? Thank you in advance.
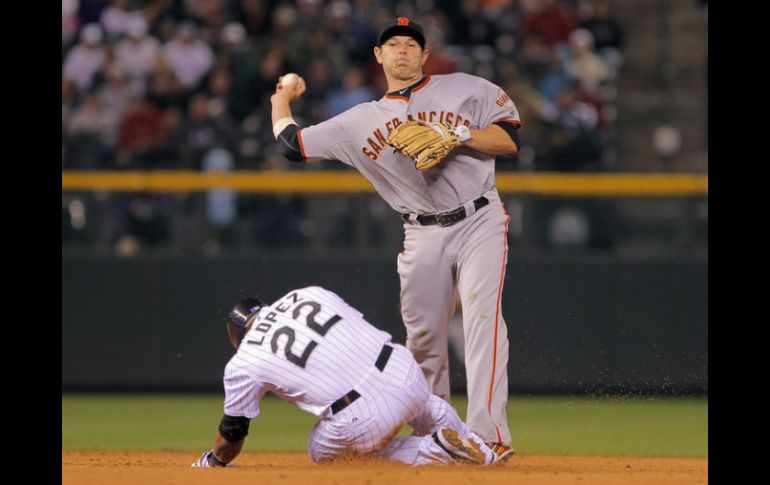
272;73;306;103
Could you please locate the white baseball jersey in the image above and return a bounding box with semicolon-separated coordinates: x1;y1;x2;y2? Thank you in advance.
297;73;520;214
221;285;496;465
223;286;392;418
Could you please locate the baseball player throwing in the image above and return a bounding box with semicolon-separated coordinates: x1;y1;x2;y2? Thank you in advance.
270;17;520;461
191;285;499;467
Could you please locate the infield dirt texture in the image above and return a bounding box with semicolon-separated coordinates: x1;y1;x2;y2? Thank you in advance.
62;450;707;484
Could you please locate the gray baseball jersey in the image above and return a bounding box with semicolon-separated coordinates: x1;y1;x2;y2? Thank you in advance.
297;73;521;214
294;72;519;448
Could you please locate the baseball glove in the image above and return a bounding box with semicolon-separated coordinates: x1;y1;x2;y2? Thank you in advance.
386;120;461;171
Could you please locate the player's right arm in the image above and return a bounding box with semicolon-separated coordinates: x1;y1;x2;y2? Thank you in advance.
270;74;307;162
270;74;351;163
192;361;265;468
210;420;247;463
190;419;249;467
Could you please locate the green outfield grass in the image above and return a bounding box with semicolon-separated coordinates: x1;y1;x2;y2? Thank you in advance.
62;394;707;458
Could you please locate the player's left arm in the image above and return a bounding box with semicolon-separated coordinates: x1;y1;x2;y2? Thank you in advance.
464;77;522;156
464;122;520;156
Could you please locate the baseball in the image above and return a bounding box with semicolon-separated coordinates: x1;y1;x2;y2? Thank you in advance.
281;73;299;88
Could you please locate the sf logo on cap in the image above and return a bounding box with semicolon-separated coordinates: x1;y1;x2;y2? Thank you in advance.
397;17;410;26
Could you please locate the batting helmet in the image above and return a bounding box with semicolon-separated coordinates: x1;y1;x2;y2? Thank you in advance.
226;297;266;349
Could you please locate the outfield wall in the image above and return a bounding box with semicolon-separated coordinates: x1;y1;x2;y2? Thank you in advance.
62;256;707;394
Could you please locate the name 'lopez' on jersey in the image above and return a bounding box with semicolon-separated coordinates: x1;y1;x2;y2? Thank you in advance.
362;111;472;161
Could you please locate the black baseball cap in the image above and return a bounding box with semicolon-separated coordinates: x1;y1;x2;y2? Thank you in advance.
378;17;426;49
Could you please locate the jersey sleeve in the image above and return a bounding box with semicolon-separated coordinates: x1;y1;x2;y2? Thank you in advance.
297;114;353;164
222;360;269;419
474;78;522;130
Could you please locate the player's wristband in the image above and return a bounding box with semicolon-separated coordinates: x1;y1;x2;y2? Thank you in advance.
453;125;471;143
273;117;298;139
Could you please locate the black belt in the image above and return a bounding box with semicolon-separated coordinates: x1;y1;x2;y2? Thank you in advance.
401;196;489;227
330;344;393;415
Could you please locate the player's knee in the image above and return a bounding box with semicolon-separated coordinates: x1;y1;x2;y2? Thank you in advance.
427;394;459;424
218;414;251;443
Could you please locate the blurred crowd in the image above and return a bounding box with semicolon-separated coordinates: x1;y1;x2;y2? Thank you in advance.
62;0;626;254
62;0;625;172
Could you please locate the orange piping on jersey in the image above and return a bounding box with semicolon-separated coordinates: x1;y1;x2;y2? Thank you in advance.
494;118;522;127
297;129;307;161
488;201;510;444
412;75;432;93
384;94;410;102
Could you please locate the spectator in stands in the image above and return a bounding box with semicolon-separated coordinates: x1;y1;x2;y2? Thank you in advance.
422;40;457;76
294;27;349;81
579;0;624;76
115;16;161;95
206;68;233;121
452;0;496;46
269;3;306;67
62;77;79;119
62;0;80;48
564;28;612;98
254;42;293;110
540;82;603;171
100;0;141;42
145;61;189;112
142;0;179;40
303;58;335;124
171;93;238;170
524;0;576;51
536;56;573;104
517;30;560;85
64;94;119;169
496;60;549;167
97;62;135;120
190;0;231;46
580;0;623;50
63;23;107;94
202;147;238;252
116;96;174;168
60;0;626;178
325;67;376;118
347;0;381;61
161;21;215;93
78;0;112;25
485;0;522;39
218;21;261;121
325;0;361;63
232;0;272;38
295;0;325;30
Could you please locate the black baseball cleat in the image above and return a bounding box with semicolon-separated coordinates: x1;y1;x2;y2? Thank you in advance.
486;441;515;463
433;428;488;465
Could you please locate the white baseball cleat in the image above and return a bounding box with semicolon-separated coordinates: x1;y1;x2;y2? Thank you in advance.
433;428;488;465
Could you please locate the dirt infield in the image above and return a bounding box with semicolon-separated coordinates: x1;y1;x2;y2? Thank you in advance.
62;450;707;484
